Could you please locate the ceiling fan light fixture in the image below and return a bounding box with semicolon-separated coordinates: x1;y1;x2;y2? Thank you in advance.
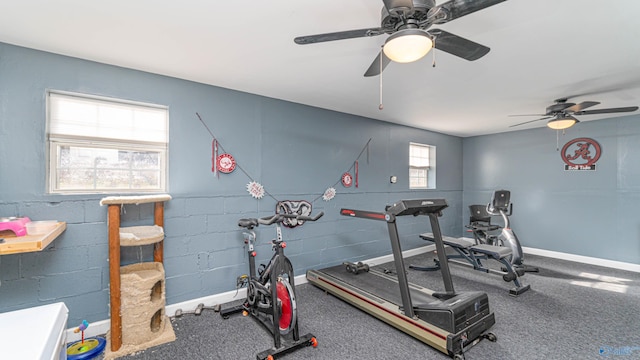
383;29;433;63
547;115;578;130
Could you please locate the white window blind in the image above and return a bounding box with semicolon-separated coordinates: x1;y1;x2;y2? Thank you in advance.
48;92;167;143
410;143;430;167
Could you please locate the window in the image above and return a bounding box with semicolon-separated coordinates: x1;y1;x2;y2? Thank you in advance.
47;91;168;194
409;142;435;189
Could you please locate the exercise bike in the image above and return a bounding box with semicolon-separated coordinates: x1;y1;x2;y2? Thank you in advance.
220;210;323;360
467;190;539;274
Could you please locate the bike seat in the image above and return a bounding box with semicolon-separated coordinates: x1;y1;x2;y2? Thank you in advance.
419;233;475;249
468;205;501;231
467;223;501;232
469;244;512;260
238;218;259;229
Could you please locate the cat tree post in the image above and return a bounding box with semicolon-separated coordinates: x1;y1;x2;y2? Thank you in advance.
107;203;122;351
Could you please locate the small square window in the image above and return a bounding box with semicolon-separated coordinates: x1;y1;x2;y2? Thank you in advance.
409;142;435;189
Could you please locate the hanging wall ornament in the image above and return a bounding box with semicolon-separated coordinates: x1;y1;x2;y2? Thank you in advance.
211;139;218;176
355;160;359;188
322;187;336;202
247;181;265;199
341;172;353;187
276;200;312;228
216;153;236;174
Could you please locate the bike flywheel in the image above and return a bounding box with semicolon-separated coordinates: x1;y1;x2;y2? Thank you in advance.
276;279;297;334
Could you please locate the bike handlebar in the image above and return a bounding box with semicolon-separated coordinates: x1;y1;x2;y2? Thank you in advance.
294;211;324;222
238;211;324;228
259;214;292;225
259;211;324;225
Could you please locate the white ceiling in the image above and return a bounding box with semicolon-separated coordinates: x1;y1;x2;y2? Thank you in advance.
1;0;639;137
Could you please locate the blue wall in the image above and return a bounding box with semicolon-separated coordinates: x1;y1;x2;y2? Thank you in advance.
0;43;463;325
463;116;640;264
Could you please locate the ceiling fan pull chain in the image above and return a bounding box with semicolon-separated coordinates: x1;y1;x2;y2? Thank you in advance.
432;38;437;67
556;130;559;151
379;50;383;110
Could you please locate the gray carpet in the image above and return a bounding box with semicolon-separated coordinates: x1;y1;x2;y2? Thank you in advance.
102;253;640;359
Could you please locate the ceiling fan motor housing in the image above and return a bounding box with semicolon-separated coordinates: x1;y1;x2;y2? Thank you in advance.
381;0;435;31
546;102;575;115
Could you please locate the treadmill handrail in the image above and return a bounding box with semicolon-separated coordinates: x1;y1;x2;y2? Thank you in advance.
340;198;449;221
340;208;387;221
385;199;448;217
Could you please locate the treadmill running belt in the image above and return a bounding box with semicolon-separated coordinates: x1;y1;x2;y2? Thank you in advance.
319;264;442;308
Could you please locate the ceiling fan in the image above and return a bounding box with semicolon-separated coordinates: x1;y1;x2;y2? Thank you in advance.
509;98;639;130
293;0;508;77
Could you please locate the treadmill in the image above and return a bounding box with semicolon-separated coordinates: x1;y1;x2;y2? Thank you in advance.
306;199;496;359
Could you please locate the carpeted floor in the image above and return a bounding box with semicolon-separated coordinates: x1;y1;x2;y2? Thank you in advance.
103;253;640;359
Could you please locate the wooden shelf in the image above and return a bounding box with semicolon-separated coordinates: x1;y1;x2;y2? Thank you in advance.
0;222;67;255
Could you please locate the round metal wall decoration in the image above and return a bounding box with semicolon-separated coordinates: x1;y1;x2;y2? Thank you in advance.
561;137;601;171
342;172;353;187
216;153;236;173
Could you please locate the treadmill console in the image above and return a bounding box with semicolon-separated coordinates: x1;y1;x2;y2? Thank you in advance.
385;199;448;217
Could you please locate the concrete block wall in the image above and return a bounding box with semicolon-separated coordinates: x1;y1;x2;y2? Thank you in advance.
0;191;462;326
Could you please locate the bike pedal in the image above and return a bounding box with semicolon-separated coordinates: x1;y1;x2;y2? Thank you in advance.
258;263;266;276
236;274;248;288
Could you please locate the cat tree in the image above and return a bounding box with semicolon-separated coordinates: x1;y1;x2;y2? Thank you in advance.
99;194;175;359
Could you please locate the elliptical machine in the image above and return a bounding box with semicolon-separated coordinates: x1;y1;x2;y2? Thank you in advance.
220;211;323;360
468;190;539;274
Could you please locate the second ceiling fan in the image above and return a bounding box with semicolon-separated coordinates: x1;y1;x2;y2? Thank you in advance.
293;0;508;77
509;98;639;130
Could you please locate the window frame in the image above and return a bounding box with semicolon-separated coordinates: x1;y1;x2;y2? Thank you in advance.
409;142;436;190
46;90;169;194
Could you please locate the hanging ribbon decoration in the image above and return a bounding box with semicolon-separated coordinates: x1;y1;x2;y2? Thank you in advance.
212;139;219;178
355;160;359;188
313;137;372;203
197;112;372;204
197;112;276;201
